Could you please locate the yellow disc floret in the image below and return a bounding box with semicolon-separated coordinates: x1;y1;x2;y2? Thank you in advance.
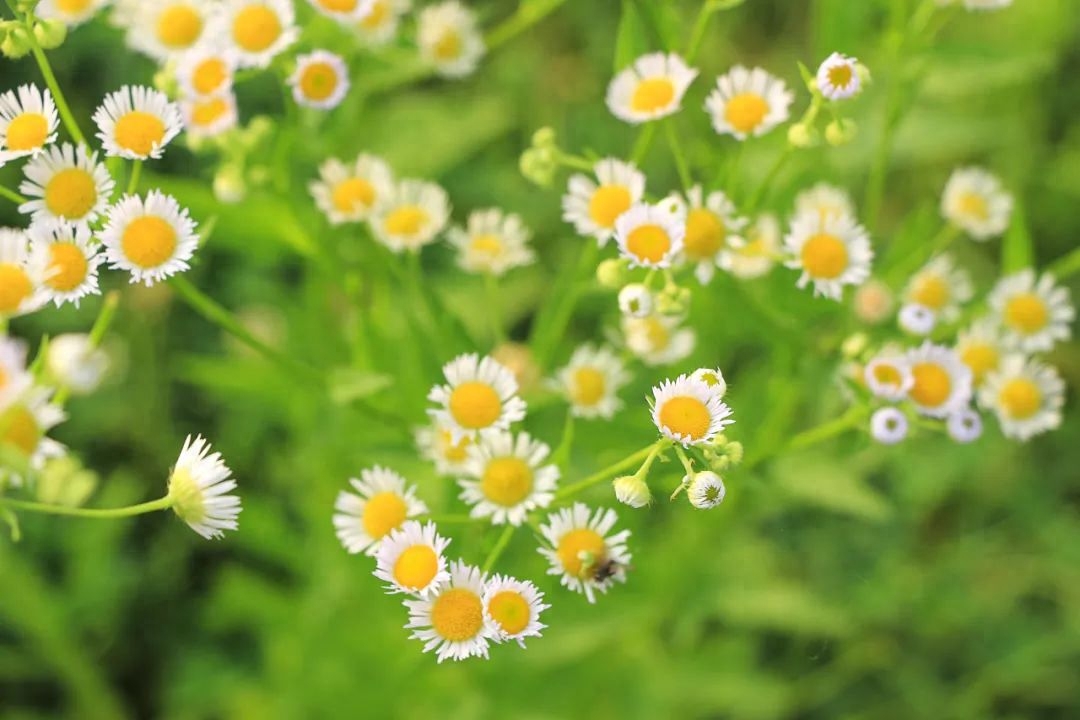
121;216;178;269
448;381;501;430
431;588;484;641
480;457;533;507
393;544;439;590
361;491;407;540
658;396;711;440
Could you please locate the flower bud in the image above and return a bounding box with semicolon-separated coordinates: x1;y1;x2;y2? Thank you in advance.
596;258;628;288
33;19;66;50
724;441;744;466
787;122;815;148
841;332;869;359
617;283;653;318
531;126;556;150
1;25;32;59
613;474;652;508
519;147;556;188
213;164;247;204
825;118;857;146
687;471;726;509
46;334;108;396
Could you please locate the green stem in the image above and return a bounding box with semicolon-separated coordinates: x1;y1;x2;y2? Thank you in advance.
554;150;594;172
743;405;866;471
1047;245;1080;280
27;38;87;146
726;142;745;197
631;123;658;166
484;272;507;346
0;185;27;205
485;0;568;50
125;160;142;196
0;495;172;519
745;146;792;213
555;442;660;500
482;524;516;573
550;409;575;468
673;445;695;476
664;120;693;190
684;2;717;62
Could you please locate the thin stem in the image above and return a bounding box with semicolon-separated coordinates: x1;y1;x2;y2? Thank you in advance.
786;406;865;451
745;146;792;213
726;142;745;197
664;120;693;190
684;2;717;62
0;495;172;519
27;38;87;146
482;524;516;573
673;446;695;476
631;123;658;166
125;160;142;196
485;0;568;51
550;409;575;468
484;272;506;346
0;185;27;205
554;150;594;172
556;442;660;500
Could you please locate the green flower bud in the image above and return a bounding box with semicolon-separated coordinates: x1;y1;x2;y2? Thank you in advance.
613;474;652;508
596;257;628;288
825;118;857;146
1;26;33;59
213;164;247;204
725;441;744;466
33;18;66;50
787;122;815;148
531;126;556;150
519;148;556;188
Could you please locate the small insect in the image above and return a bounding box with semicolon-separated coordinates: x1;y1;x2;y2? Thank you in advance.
590;556;629;583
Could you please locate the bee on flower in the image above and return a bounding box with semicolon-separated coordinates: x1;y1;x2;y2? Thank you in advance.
310;154;394;225
988;269;1074;354
606;52;698;124
562;158;646;245
448;208;535;276
538;503;632;603
706;65;794;140
941;167;1013;240
289;51;351;110
0;85;59;164
333;467;428;556
784;208;873;300
417;1;485;79
553;344;630;420
458;429;559;526
167;435;242;540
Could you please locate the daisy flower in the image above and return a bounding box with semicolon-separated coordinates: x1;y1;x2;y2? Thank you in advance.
483;575;548;647
905;341;974;418
427;353;527;440
309;154;393;225
606;52;698;124
538;503;632;604
126;0;219;61
0;228;46;318
622;313;696;367
651;373;734;447
946;407;983;444
354;0;411;46
561;158;646;245
903;254;973;322
0;387;66;484
898;303;937;336
726;213;781;279
671;185;747;284
980;355;1064;441
45;333;109;396
176;48;238;98
617;283;653;318
448;208;535;276
308;0;376;22
853;279;895;325
687;471;726;509
167;435;241;539
415;421;474;476
870;406;908;445
223;0;297;69
19;143;115;225
374;520;451;597
864;352;913;401
35;0;108;26
333;466;428;556
955;319;1004;387
816;52;863;100
181;92;239;139
706;65;794;140
784;209;873;300
28;220;103;308
941;167;1013;240
614;201;685;269
0;337;32;412
554;344;630;420
0;85;59;163
370;179;450;253
988;269;1074;353
404;561;497;662
289;50;351;110
100;190;200;285
794;182;856;222
458;429;559;526
417;1;485;78
93;86;184;161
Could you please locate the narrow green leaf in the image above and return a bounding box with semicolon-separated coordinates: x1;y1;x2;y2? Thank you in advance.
1001;199;1034;273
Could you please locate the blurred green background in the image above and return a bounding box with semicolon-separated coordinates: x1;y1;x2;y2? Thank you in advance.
2;0;1080;717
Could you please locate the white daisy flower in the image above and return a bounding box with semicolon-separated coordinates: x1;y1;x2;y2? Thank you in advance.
686;470;726;509
898;303;937;336
417;1;485;79
706;65;794;140
0;386;66;485
458;429;558;526
126;0;220;61
167;434;241;539
561;158;646;245
374;520;451;597
371;179;450;254
448;208;535;276
93;86;184;161
19;143;115;225
617;283;653;318
333;466;428;556
864;352;913;401
415;421;474;476
903;254;973;321
794;183;856;223
181;92;239;139
784;209;873;301
289;50;351;110
955;319;1004;387
483;574;548;647
905;341;973;418
816;52;862;101
427;353;527;441
554;344;630;420
941;167;1013;240
853;278;895;325
353;0;411;46
36;0;108;26
223;0;297;68
606;52;698;124
0;85;59;163
988;269;1074;354
100;190;200;286
404;561;497;662
176;48;238;98
622;313;696;367
28;220;103;307
670;185;747;284
650;373;734;447
44;333;109;396
614;201;685;269
691;366;727;398
308;0;377;22
980;355;1064;441
538;503;632;604
309;154;394;225
946;407;983;444
870;406;908;445
0;228;46;317
726;213;781;279
0;337;32;413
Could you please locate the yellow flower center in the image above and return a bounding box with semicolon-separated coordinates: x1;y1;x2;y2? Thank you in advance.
480;457;533;507
44;168;96;220
956;191;988;221
438;428;471;463
630;77;676;113
56;0;92;14
960;343;998;385
827;64;853;89
383;205;429;238
315;0;357;11
168;467;208;524
800;233;848;280
910;362;952;409
487;590;530;635
1004;293;1049;335
658;395;711;440
5;113;48;151
190;97;230;127
571;367;606;407
1;406;40;456
431;588;484;642
448;381;501;430
872;363;903;387
299;62;340;102
910;275;949;311
0;264;33;314
432;30;461;61
684;208;725;259
625;223;672;263
232;4;282;53
46;242;88;292
469;234;504;257
331;177;375;214
587;184;631;229
156;4;203;49
192;58;228;95
361;491;407;540
998;378;1041;420
114;111;166;157
392;544;439;590
360;0;388;28
724;92;769;134
121;216;178;269
556;528;606;579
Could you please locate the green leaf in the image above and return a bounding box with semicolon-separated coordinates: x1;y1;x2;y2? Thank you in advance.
773;454;893;522
327;368;394;406
1002;199;1034;273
